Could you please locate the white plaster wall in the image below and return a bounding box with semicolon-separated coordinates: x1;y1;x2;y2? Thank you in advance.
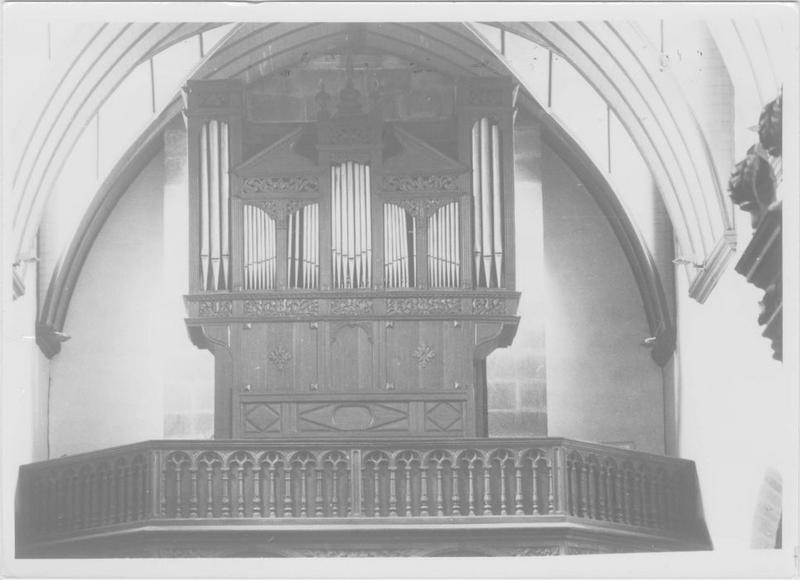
49;152;168;456
542;145;666;454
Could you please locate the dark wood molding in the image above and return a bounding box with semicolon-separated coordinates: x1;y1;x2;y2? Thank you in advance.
35;98;184;358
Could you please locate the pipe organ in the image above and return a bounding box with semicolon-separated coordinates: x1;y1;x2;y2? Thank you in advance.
199;119;232;291
331;162;372;289
384;203;416;289
243;204;277;290
184;76;519;440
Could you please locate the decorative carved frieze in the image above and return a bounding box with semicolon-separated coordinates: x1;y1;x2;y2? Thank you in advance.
385;297;462;315
241;176;319;195
472;297;507;315
380;174;459;193
243;299;319;317
330;298;374;315
198;300;233;317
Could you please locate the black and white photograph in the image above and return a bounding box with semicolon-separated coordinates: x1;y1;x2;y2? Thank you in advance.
1;2;797;577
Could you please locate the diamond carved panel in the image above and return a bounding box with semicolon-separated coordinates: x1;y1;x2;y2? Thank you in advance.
242;403;281;434
424;401;463;433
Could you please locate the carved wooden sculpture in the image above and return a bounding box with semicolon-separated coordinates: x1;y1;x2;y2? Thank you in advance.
729;93;782;360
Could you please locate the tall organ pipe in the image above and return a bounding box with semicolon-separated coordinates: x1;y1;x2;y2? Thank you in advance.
199;124;210;290
471;123;482;286
491;123;503;286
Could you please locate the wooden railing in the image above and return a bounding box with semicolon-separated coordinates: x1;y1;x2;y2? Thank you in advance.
17;439;706;544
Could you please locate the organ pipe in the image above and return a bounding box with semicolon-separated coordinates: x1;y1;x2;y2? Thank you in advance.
471;118;504;288
491;123;503;286
242;204;276;290
427;202;460;288
331;162;371;289
385;203;416;288
288;203;319;289
198;120;231;291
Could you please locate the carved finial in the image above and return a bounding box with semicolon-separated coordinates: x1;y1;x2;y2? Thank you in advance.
315;81;332;120
337;51;362;116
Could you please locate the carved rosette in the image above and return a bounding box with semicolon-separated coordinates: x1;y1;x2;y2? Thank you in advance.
385;297;462;315
268;346;292;372
380;174;459;193
198;300;233;317
241;176;320;195
413;343;436;368
243;299;319;317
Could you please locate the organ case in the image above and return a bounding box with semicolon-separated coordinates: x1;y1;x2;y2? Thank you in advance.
184;76;520;439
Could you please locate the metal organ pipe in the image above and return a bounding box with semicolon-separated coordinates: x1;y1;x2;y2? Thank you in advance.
491;123;503;286
384;203;415;288
479;118;494;287
208;120;221;289
198;120;232;291
242;204;276;290
427;202;460;288
471;125;482;285
471;118;504;288
287;203;319;289
199;123;210;290
332;162;371;289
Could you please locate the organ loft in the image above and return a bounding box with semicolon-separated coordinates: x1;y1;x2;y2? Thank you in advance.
16;40;710;558
183;63;520;440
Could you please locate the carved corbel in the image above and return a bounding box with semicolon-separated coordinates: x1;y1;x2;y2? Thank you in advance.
36;322;71;359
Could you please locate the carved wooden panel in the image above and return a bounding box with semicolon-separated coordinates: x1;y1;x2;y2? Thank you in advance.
384;321;471;393
237;322;320;394
231;392;469;438
329;323;374;392
297;402;409;433
240;402;282;435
